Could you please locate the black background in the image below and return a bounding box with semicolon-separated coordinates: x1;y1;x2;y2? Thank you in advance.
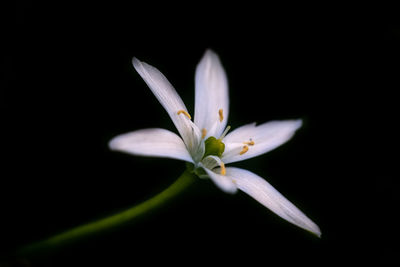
2;2;399;266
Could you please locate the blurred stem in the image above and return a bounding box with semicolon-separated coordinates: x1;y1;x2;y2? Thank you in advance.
18;168;197;257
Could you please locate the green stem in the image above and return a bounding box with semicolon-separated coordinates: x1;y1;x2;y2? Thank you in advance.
18;169;196;256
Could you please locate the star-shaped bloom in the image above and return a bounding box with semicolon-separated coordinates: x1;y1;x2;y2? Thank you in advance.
109;50;321;237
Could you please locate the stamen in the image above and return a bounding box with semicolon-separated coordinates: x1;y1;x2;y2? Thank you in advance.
201;128;207;139
218;109;224;122
219;125;231;140
243;139;255;146
177;110;191;119
239;145;249;155
220;161;226;175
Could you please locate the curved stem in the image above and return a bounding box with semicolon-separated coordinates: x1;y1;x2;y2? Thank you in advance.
18;169;197;256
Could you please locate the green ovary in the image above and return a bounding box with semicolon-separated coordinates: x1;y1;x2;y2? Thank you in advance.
203;136;225;158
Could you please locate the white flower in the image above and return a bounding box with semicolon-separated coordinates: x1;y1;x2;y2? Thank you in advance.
109;50;321;237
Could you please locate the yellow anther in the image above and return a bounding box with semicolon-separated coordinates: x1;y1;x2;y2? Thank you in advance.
177;110;191;119
239;145;249;155
201;128;207;139
243;140;255;146
218;109;224;122
220;162;226;175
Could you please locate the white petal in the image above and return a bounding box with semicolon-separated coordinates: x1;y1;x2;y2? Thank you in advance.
201;155;225;170
109;128;193;163
222;120;303;164
221;122;256;143
132;58;200;154
203;167;237;194
226;167;321;237
194;49;229;138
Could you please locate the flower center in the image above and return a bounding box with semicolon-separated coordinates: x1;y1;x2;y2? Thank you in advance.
203;136;225;158
201;124;231;176
202;123;231;159
176;108;232;176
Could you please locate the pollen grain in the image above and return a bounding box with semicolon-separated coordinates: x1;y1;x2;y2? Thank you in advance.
177;110;191;119
201;128;207;139
239;145;249;155
218;109;224;122
220;162;226;175
243;140;255;146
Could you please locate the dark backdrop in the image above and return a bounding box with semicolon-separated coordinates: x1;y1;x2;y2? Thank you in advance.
2;2;399;266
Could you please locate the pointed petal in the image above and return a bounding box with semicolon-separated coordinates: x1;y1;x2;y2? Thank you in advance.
203;167;237;194
194;50;229;138
109;128;193;163
226;167;321;237
222;120;303;164
132;58;199;152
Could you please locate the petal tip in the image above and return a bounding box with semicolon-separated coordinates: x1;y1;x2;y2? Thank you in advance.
205;48;215;54
202;49;219;61
108;137;122;151
313;228;322;238
132;57;141;68
296;119;303;129
307;223;321;238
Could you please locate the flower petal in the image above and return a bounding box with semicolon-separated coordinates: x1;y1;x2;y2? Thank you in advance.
132;58;200;153
226;167;321;237
203;167;237;194
222;120;303;164
109;128;193;163
194;49;229;138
